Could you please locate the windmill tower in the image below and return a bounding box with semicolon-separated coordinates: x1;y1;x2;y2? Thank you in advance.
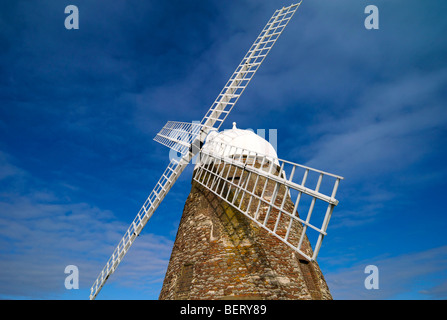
89;2;343;300
159;123;334;300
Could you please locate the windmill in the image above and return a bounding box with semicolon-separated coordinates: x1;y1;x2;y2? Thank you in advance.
90;2;343;300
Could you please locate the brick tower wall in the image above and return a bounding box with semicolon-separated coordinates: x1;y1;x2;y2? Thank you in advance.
159;161;332;300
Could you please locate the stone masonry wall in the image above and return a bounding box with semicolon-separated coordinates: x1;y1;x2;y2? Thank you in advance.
159;162;332;300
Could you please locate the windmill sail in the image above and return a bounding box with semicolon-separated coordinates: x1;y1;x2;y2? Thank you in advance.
90;157;190;300
200;3;301;132
90;2;303;300
193;139;343;262
154;2;302;152
154;121;204;156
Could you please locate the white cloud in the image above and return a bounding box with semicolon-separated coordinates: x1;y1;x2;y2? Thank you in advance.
287;68;447;230
0;151;25;181
302;69;447;179
326;245;447;299
0;152;173;299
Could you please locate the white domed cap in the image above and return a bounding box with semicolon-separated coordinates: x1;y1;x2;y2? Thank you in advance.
196;122;278;167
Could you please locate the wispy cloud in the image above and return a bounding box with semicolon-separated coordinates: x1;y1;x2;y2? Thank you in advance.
293;67;447;230
0;152;173;299
326;245;447;300
304;68;447;175
0;151;25;181
1;0;446;300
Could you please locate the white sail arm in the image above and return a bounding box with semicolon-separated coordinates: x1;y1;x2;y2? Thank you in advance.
89;156;190;300
193;139;343;262
153;3;303;154
200;2;302;133
153;121;204;156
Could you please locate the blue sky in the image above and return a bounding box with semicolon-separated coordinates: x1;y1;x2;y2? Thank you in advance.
0;0;447;300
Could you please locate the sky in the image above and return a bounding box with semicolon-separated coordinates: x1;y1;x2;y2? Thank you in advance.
0;0;446;300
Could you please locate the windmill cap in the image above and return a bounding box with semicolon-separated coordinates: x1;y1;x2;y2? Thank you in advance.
195;124;279;168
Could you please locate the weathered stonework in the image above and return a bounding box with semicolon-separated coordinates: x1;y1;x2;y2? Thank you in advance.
159;163;332;300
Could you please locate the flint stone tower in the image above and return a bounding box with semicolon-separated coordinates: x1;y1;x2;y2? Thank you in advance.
159;125;332;300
